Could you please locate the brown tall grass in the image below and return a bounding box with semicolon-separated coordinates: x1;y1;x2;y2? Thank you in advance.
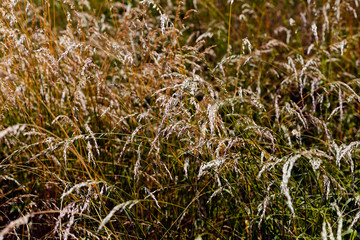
1;0;360;239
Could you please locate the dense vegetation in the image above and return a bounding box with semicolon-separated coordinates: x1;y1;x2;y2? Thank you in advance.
1;0;360;239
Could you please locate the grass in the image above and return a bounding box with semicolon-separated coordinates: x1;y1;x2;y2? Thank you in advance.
1;0;360;239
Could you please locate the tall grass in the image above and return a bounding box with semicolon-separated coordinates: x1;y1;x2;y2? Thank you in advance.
1;0;360;239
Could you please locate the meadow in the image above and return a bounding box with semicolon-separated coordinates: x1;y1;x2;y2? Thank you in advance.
1;0;360;239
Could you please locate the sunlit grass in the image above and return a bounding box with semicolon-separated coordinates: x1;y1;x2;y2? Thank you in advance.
1;0;360;239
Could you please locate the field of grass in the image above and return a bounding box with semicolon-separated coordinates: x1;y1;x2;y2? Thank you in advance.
1;0;360;239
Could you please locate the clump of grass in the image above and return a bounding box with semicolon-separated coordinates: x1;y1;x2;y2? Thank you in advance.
1;0;360;239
